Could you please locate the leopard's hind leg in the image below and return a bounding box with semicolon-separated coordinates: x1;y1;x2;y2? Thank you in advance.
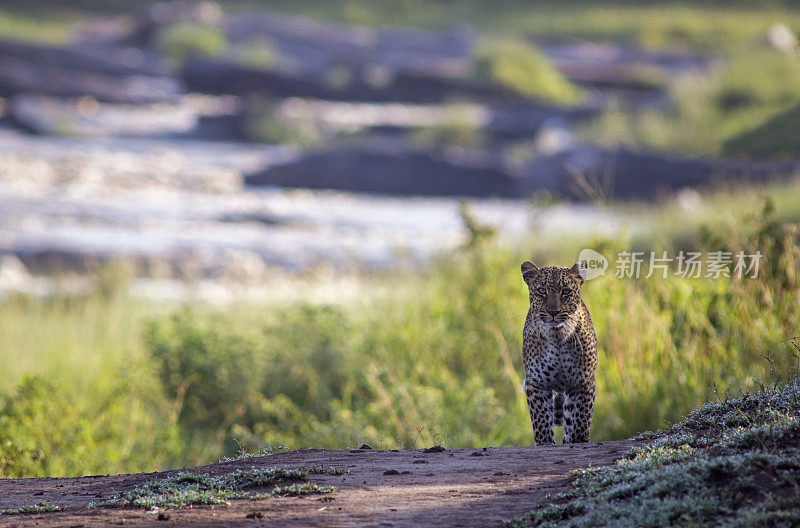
553;391;565;427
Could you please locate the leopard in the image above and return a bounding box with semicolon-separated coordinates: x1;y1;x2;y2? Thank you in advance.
520;261;597;445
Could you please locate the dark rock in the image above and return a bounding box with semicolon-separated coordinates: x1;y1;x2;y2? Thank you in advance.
0;38;174;78
182;57;521;104
374;26;475;77
245;140;520;198
487;104;595;142
423;445;446;453
116;1;221;48
191;112;250;142
225;12;475;78
225;12;374;74
524;146;800;201
0;39;179;104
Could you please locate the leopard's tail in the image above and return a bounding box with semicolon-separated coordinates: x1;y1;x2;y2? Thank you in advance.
553;392;565;426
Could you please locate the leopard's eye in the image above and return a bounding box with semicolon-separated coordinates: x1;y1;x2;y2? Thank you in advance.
535;287;546;296
561;288;571;297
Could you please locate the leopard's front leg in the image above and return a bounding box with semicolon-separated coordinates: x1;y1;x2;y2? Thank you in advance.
562;384;595;443
525;383;555;445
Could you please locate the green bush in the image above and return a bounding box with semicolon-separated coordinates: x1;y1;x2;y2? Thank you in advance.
143;240;530;453
142;201;800;456
476;39;582;105
158;23;226;63
145;306;355;452
0;376;181;477
234;41;276;70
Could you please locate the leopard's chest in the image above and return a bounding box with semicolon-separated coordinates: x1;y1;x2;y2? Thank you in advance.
525;331;582;392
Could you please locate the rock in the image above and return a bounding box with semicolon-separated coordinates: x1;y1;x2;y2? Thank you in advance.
182;57;522;104
265;98;592;144
534;39;715;110
9;95;198;138
536;39;712;85
374;26;475;77
116;1;223;48
533;117;576;154
0;38;179;104
0;37;174;78
225;12;375;75
525;146;800;201
225;12;475;78
245;139;520;198
767;24;797;54
0;255;32;291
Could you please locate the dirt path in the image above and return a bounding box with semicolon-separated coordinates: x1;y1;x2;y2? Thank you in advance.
0;440;640;528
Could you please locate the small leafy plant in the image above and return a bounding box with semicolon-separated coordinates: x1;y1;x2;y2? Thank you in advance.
97;467;334;510
1;501;62;515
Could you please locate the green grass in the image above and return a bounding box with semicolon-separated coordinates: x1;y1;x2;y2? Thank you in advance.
0;10;77;45
0;293;148;394
723;102;800;159
97;467;334;510
506;375;800;527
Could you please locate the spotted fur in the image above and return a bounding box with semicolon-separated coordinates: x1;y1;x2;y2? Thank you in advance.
521;261;597;445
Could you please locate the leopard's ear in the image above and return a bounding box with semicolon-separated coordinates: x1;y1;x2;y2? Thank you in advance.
521;261;539;284
569;262;585;285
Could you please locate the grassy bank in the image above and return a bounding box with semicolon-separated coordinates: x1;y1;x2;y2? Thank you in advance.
507;374;800;527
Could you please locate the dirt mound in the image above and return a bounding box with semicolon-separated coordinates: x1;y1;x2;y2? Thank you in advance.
0;440;639;527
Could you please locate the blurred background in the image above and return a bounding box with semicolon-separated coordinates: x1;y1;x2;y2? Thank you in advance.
1;0;800;477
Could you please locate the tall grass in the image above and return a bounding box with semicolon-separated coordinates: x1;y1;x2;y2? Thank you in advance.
0;294;184;477
1;198;799;477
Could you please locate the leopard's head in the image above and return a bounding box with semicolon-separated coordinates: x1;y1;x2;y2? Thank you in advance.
521;261;584;332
